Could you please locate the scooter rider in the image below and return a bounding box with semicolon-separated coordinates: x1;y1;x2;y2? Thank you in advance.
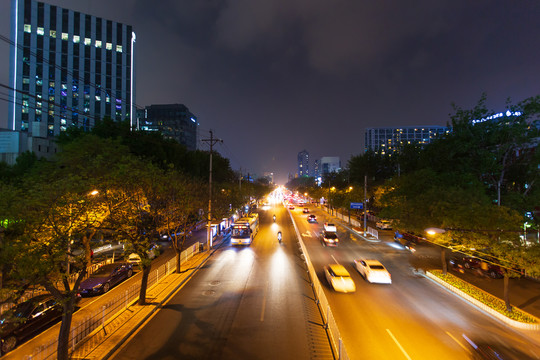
273;214;276;222
277;231;282;243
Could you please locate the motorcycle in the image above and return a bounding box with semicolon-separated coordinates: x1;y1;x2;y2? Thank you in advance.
273;215;276;222
277;231;282;243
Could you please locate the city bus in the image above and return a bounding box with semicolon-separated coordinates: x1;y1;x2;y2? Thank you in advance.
231;213;259;245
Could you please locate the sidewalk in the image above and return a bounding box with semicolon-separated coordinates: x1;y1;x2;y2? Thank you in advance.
70;234;228;360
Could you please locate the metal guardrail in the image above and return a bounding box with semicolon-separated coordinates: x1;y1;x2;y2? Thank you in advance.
288;208;351;360
21;243;201;360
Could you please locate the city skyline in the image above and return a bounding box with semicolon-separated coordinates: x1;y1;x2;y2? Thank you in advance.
0;1;539;183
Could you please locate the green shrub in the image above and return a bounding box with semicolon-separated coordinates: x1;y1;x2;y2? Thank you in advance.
430;270;537;324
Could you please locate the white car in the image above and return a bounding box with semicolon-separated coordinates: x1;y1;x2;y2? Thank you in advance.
354;259;392;284
324;264;356;293
321;231;339;246
376;219;392;230
127;244;161;264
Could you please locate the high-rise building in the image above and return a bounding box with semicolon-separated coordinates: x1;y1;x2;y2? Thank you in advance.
2;0;136;163
313;159;320;178
138;104;198;151
364;126;450;155
320;156;341;175
297;149;309;177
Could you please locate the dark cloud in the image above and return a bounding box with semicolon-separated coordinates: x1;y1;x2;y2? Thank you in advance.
1;0;539;183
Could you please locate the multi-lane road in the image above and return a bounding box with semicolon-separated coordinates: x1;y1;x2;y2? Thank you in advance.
292;205;540;359
8;202;540;359
110;205;334;360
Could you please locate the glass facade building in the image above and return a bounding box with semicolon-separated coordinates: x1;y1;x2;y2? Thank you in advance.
364;126;450;155
138;104;198;151
7;0;135;158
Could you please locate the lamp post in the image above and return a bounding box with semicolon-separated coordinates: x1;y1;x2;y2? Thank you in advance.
347;186;353;225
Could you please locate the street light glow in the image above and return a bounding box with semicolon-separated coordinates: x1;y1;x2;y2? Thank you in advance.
425;227;446;236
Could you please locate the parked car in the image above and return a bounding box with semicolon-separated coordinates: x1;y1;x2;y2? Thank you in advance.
376;219;392;230
127;244;162;264
324;264;356;293
0;294;78;354
462;256;504;279
78;262;133;296
303;208;309;213
288;205;295;210
307;214;317;223
354;259;392;284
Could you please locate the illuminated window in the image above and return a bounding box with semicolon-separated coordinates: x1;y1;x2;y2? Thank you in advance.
50;30;56;38
84;38;91;46
60;118;67;125
116;45;123;52
23;78;30;84
24;24;31;33
37;27;44;35
73;35;80;43
35;109;42;115
106;43;112;50
96;40;102;48
95;95;101;101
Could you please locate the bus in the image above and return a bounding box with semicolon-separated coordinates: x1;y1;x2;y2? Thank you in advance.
231;213;259;245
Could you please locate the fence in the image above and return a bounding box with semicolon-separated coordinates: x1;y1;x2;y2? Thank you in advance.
0;257;116;317
289;209;351;360
21;242;201;360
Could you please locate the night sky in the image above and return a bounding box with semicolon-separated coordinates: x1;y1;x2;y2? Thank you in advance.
1;0;539;184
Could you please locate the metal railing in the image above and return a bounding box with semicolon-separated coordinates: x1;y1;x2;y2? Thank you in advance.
21;243;201;360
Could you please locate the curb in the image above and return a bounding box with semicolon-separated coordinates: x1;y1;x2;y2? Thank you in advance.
101;252;212;359
426;271;540;331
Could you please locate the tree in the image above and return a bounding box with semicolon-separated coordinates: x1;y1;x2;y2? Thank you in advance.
158;171;205;273
0;173;103;359
105;161;163;306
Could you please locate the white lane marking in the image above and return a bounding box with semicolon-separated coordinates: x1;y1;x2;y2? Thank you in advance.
260;281;268;322
331;255;339;264
386;329;412;360
446;331;471;354
302;230;313;237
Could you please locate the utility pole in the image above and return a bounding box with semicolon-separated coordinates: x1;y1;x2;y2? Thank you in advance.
363;175;367;236
202;130;222;251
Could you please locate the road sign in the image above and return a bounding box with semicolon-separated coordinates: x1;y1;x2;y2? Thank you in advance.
350;202;363;209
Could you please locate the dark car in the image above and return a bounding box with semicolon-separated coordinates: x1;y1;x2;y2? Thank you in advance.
0;294;68;354
307;214;317;223
79;262;133;296
462;256;504;279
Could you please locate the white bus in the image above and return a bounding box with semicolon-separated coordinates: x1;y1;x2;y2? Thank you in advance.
231;213;259;245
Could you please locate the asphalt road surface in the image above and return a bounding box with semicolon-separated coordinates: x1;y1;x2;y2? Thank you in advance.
110;205;333;360
293;205;540;360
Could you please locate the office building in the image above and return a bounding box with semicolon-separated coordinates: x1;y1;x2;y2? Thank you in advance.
297;149;309;177
364;126;450;156
313;159;320;178
320;156;341;175
138;104;198;151
3;0;135;163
